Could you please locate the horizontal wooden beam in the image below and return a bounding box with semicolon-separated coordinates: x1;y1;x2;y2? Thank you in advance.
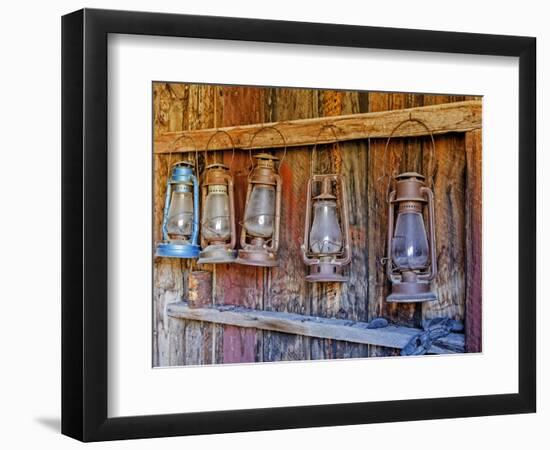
154;100;481;154
166;302;464;354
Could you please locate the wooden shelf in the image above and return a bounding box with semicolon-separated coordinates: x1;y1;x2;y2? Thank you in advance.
166;302;464;354
154;100;482;154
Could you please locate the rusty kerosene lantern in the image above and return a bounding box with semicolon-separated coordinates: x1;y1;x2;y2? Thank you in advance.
236;127;286;267
155;135;201;259
302;125;351;282
198;131;237;264
383;119;438;302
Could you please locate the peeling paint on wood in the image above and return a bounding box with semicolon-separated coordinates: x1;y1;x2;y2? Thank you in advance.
167;302;464;354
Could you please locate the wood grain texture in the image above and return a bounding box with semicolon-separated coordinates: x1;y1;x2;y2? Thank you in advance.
309;90;344;360
465;129;482;352
182;84;216;366
188;270;213;309
262;88;317;362
153;83;481;365
216;86;266;364
309;90;370;360
153;83;217;366
155;100;482;153
336;91;370;360
367;92;420;357
422;95;466;322
167;302;464;354
391;93;423;329
153;82;187;367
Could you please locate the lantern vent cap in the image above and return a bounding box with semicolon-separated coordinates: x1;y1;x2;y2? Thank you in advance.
396;172;425;180
313;192;337;201
254;153;279;161
173;160;195;168
205;163;229;170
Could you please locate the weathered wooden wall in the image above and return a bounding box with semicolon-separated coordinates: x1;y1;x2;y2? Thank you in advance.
153;82;482;366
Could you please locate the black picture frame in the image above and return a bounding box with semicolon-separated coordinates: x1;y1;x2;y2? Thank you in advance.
62;8;536;442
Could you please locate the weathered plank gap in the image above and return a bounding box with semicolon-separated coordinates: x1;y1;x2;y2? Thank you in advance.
167;302;464;354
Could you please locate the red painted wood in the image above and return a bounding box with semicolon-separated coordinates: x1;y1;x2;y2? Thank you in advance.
465;129;482;352
217;86;267;363
222;325;258;364
262;87;316;361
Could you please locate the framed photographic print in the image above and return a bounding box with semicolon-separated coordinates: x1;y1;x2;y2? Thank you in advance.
62;8;536;442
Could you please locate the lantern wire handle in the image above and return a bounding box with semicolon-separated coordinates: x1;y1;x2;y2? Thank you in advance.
311;123;343;178
167;133;198;173
246;125;288;174
205;129;236;170
378;116;436;201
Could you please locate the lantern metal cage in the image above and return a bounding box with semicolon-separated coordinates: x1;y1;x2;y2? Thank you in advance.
155;135;201;259
236;126;286;267
301;125;351;282
382;118;438;303
198;130;238;264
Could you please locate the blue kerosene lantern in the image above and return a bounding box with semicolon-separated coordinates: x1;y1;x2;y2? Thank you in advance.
156;160;201;258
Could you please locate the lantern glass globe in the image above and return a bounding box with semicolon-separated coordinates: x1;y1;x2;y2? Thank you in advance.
166;190;194;239
309;199;343;255
243;185;275;238
391;212;429;270
203;190;231;241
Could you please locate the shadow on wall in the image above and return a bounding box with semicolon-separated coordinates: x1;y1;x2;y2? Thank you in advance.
34;417;60;433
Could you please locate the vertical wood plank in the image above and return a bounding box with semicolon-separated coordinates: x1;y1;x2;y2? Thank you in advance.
216;86;266;364
211;85;224;364
178;84;218;365
465;129;482;352
394;94;424;328
309;90;344;360
367;92;394;357
152;82;187;366
367;93;424;356
153;84;480;365
309;90;369;360
421;95;466;322
263;88;318;362
335;90;370;359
